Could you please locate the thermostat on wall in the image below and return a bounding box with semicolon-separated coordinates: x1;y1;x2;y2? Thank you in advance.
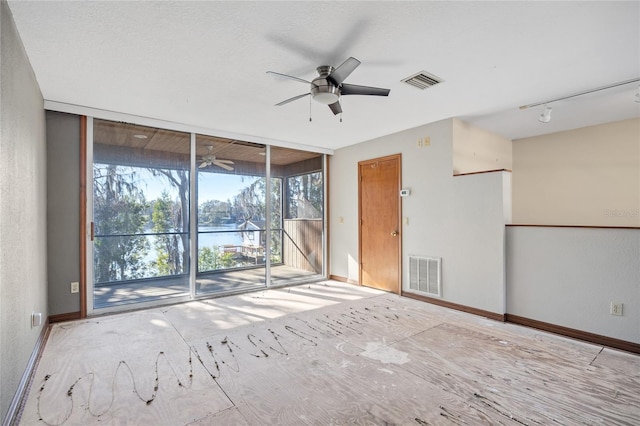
400;188;411;197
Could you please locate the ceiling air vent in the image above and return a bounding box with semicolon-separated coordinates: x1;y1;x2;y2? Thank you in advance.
401;71;443;90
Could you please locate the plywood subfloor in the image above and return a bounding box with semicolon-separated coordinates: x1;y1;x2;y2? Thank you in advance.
21;281;640;425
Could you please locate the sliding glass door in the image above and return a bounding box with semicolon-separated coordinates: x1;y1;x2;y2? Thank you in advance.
270;147;325;286
91;120;191;310
88;118;325;313
195;135;267;294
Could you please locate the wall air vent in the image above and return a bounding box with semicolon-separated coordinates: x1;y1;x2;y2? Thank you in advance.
401;71;443;90
408;256;441;297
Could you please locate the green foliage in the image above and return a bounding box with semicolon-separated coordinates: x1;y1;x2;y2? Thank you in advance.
198;246;218;272
198;246;236;272
93;164;150;283
233;177;266;226
151;191;184;276
93;160;317;284
231;177;283;257
287;172;323;219
198;199;233;225
149;169;190;277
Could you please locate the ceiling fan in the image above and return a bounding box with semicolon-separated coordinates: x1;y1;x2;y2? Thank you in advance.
267;57;390;116
199;146;234;171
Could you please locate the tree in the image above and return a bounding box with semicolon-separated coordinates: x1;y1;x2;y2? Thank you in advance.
287;172;323;219
150;169;190;275
93;164;149;283
269;178;282;262
198;246;236;272
198;199;233;225
151;191;184;275
234;177;266;230
230;176;283;264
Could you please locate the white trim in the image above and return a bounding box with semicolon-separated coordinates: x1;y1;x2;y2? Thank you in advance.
189;133;197;297
44;100;334;155
322;154;328;278
265;145;271;287
86;117;95;315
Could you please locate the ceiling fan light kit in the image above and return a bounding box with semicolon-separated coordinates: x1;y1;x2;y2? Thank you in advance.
267;56;390;117
311;66;340;105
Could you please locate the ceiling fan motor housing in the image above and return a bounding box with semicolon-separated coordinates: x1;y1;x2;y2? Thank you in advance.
268;57;389;114
311;65;340;105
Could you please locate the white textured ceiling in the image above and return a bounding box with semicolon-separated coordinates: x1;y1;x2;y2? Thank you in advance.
7;1;640;152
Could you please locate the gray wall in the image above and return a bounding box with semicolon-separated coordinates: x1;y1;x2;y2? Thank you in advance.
506;226;640;343
46;111;81;315
0;1;47;422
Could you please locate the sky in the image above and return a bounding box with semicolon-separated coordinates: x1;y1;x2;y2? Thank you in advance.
136;168;260;205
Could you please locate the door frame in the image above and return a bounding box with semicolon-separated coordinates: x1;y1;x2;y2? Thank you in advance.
357;153;402;294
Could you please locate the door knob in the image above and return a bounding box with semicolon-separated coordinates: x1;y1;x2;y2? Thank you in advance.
391;230;398;236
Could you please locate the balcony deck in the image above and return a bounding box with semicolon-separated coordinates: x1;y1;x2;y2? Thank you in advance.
93;265;322;309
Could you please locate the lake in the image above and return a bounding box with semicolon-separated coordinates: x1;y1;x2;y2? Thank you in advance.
198;224;244;248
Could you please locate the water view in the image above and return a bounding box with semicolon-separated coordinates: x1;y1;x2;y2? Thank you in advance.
198;224;245;248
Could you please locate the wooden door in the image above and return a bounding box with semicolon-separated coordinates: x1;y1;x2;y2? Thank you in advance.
358;154;401;293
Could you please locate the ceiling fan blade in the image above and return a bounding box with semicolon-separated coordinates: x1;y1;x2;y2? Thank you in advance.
328;57;361;85
328;101;342;115
198;162;208;168
216;159;234;164
214;161;234;171
267;71;318;87
341;83;390;97
276;92;310;106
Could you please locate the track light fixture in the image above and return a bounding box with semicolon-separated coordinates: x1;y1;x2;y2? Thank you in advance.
538;105;552;123
519;77;640;121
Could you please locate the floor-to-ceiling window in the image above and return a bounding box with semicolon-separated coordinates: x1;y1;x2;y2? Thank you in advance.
270;147;324;286
89;119;325;312
91;120;191;309
195;135;268;294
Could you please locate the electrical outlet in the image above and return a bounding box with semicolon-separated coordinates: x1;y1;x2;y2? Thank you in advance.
610;302;623;316
424;136;430;146
71;281;79;293
31;312;42;328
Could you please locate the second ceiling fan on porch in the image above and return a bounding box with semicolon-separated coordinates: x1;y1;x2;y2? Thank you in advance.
199;145;234;171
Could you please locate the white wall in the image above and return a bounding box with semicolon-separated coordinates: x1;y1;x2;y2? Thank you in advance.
0;2;47;422
330;118;510;314
512;118;640;227
506;226;639;344
452;118;513;175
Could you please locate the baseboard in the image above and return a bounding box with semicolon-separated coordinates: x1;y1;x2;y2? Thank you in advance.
401;291;505;322
505;314;640;355
2;319;51;426
49;311;81;323
329;274;359;285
